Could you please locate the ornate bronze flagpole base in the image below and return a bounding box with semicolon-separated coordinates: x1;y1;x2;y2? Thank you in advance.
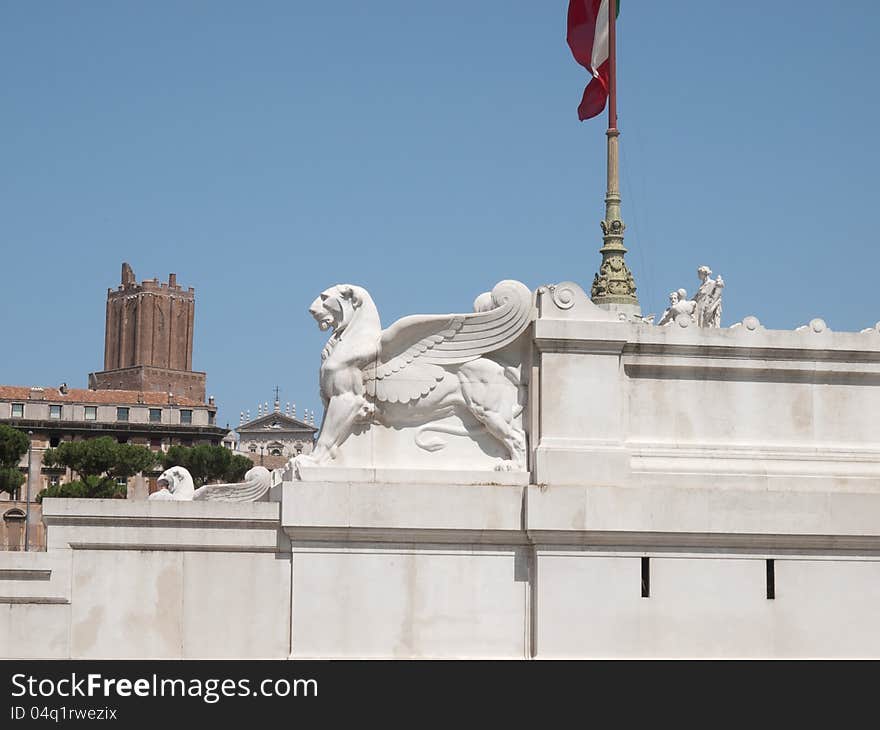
591;127;640;317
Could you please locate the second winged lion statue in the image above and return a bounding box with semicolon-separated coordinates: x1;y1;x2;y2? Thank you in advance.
292;279;533;475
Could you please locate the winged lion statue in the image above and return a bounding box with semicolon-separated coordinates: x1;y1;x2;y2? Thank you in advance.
148;465;272;502
291;279;534;475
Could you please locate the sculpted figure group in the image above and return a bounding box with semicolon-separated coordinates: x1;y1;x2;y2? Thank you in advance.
658;265;724;328
153;268;731;501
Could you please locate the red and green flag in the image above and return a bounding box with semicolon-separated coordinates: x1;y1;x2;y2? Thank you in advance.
567;0;619;121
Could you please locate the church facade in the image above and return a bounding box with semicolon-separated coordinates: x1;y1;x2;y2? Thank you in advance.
224;406;317;471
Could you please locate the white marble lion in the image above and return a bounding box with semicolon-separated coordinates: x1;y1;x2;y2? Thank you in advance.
148;465;272;502
291;279;533;475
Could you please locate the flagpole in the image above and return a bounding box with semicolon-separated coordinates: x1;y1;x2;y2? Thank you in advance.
590;0;640;315
608;0;617;132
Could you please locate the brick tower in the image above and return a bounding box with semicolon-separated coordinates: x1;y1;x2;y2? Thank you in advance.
89;263;207;402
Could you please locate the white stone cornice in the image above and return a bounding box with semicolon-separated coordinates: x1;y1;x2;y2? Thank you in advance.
41;499;284;552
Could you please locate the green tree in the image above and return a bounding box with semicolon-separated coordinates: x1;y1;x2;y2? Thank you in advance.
227;454;253;483
161;444;250;486
39;437;156;501
162;445;192;476
112;442;158;480
182;444;226;486
38;475;128;501
0;424;28;497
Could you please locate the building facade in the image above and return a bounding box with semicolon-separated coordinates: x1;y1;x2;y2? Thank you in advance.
0;385;223;510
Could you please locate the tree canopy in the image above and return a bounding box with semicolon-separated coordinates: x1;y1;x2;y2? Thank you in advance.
0;424;28;497
35;439;250;500
161;444;252;487
39;437;156;501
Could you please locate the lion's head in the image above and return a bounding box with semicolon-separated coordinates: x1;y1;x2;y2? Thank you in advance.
309;284;366;333
156;466;195;498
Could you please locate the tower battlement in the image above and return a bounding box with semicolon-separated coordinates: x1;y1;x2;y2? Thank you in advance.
91;262;206;402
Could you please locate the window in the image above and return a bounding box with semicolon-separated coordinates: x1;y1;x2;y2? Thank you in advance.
150;437;163;451
180;409;192;424
117;407;129;422
116;477;127;487
182;439;193;447
84;406;97;420
49;404;62;419
117;436;128;444
49;435;61;448
11;403;23;418
208;411;215;425
249;445;257;453
149;408;162;423
49;475;60;487
270;449;281;456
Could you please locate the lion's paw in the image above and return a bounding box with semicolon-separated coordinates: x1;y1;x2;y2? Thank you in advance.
494;460;518;472
291;453;317;479
356;401;376;421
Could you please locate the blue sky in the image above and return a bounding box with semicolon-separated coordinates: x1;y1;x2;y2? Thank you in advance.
2;1;880;428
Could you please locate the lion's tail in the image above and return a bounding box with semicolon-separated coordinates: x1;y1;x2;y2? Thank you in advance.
504;364;526;419
414;423;471;452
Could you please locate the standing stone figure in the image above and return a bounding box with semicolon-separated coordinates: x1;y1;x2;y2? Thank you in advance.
693;266;724;328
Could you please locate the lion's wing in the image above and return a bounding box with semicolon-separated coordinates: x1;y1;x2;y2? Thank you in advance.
365;280;532;404
192;467;272;502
